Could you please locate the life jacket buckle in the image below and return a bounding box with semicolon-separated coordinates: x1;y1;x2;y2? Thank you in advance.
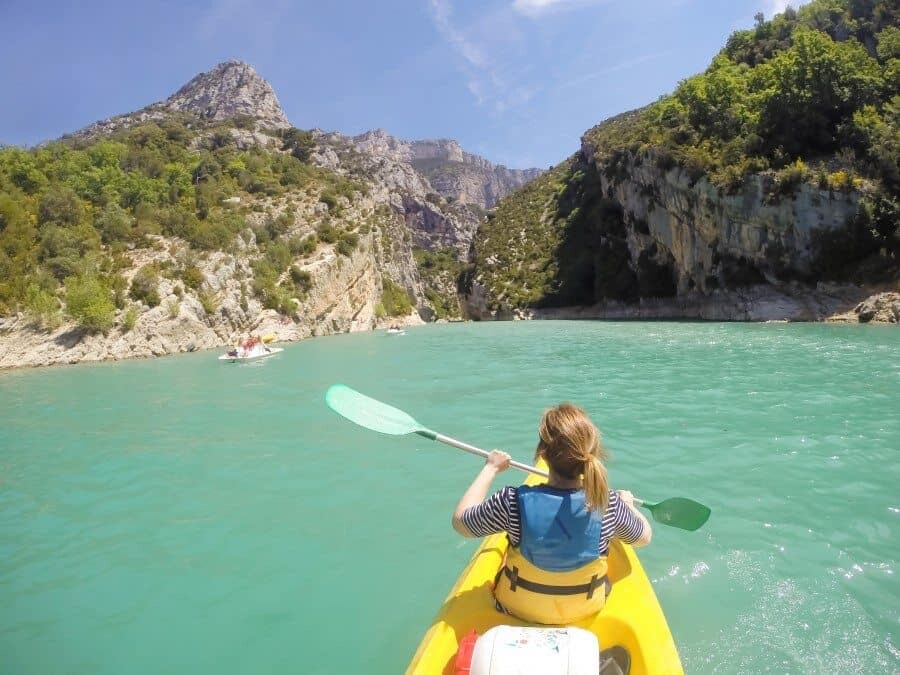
586;574;600;599
509;566;519;592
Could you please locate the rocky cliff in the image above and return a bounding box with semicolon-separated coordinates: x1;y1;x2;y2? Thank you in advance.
0;174;428;368
306;129;541;319
167;60;290;128
465;144;894;323
581;144;861;296
312;129;541;257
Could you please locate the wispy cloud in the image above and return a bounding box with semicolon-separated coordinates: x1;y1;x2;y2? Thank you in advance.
426;1;671;115
556;52;668;91
427;0;537;113
428;0;486;68
512;0;606;17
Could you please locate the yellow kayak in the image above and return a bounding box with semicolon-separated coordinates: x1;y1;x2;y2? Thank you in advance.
406;466;683;674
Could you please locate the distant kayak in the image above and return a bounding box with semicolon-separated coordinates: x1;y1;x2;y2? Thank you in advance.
218;344;283;363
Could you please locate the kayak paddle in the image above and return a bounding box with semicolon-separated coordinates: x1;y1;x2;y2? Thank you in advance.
632;497;710;531
324;384;710;531
325;383;547;476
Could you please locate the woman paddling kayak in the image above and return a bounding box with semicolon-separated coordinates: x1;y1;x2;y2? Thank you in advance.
452;402;652;624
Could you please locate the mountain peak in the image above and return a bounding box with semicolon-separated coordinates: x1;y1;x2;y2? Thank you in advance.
164;60;290;128
68;60;291;141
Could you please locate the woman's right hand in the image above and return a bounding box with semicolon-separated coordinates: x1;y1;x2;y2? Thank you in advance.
618;489;652;546
485;449;511;472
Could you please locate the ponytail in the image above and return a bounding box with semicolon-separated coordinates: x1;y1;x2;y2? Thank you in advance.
582;455;608;512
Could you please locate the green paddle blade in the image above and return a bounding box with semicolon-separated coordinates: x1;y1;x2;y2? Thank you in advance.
325;384;429;436
641;497;711;531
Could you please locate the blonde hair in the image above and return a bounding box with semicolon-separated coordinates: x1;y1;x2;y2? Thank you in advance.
535;403;609;511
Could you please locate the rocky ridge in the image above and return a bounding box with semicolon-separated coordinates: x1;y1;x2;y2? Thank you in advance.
306;129;542;317
581;144;860;295
351;130;542;208
311;129;541;258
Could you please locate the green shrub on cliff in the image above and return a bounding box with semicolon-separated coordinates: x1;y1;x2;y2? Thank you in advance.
471;161;575;310
122;304;139;331
336;231;359;256
25;283;62;329
380;277;413;317
130;264;161;307
64;273;115;332
414;246;466;318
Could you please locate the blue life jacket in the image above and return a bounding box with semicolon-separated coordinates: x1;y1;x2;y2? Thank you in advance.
516;485;602;572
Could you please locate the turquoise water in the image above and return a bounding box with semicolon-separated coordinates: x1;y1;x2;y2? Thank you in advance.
1;321;898;674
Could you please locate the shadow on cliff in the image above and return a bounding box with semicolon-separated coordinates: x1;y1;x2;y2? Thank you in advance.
533;157;897;311
54;327;86;348
536;158;677;309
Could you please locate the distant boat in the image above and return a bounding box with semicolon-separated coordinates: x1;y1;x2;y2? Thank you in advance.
386;327;406;336
218;343;283;363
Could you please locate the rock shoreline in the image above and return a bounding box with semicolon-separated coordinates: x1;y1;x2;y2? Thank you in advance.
469;284;900;324
0;310;424;371
2;286;894;372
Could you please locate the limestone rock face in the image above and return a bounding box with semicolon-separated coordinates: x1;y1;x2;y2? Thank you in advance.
314;129;540;259
582;144;860;295
827;291;900;323
352;129;541;209
165;60;290;128
2;59;545;369
465;137;889;323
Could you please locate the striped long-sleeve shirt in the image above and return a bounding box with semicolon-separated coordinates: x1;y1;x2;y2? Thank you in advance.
460;487;645;556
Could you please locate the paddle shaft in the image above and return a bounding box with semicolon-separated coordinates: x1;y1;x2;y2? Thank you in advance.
421;430;656;510
417;430;550;478
414;430;679;518
423;430;658;512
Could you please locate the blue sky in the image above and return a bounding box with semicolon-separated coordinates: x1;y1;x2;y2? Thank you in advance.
0;0;808;169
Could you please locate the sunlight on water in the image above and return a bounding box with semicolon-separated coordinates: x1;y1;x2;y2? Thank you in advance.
1;321;897;674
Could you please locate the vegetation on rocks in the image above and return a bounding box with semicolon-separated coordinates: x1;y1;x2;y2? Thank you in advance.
474;0;898;311
64;273;116;332
470;161;576;309
414;246;465;318
584;0;898;257
0;113;364;325
376;277;413;317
